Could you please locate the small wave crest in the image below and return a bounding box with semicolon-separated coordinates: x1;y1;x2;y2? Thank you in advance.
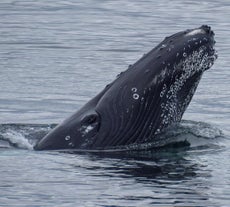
0;124;56;150
98;120;224;152
151;120;224;150
1;130;33;150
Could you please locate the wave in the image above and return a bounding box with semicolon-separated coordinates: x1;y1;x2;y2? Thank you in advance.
0;124;56;150
0;121;224;151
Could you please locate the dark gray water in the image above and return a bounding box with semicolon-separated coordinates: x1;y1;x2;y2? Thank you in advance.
0;0;230;206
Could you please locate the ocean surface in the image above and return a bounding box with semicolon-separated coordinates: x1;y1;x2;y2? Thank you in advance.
0;0;230;206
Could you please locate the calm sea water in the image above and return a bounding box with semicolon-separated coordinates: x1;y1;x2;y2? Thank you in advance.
0;0;230;206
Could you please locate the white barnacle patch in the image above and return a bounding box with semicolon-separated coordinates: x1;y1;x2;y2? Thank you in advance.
133;93;139;100
131;87;137;92
79;125;94;137
85;125;94;133
185;29;205;36
160;84;167;98
131;87;140;100
157;45;217;134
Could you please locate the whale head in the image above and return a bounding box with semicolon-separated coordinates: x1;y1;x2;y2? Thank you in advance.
34;25;217;151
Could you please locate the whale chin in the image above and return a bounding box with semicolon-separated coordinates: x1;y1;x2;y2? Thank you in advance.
34;25;217;151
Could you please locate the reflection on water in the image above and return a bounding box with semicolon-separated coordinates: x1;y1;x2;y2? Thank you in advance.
0;120;228;206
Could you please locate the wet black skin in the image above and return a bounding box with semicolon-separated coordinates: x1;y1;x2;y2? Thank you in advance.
34;25;216;151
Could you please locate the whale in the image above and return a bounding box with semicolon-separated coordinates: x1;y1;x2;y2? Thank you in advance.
34;25;217;151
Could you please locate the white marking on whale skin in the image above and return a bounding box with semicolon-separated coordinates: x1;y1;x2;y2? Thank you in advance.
68;142;75;147
84;125;94;133
65;135;71;141
161;44;167;48
133;93;139;100
79;125;94;137
84;125;93;133
160;84;167;98
157;46;217;134
185;29;205;36
131;87;139;100
79;124;97;148
131;87;137;92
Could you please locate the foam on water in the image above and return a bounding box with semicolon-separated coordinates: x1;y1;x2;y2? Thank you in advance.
0;124;56;150
1;130;33;150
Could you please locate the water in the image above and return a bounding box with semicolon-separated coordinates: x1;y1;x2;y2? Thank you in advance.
0;0;230;206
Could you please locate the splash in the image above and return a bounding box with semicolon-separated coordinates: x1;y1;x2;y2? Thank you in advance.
1;130;33;150
0;124;56;150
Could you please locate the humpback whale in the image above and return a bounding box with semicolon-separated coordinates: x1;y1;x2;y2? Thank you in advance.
34;25;217;151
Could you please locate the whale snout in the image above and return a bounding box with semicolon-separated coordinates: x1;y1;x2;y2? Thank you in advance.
185;25;214;36
33;125;71;150
200;25;214;35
